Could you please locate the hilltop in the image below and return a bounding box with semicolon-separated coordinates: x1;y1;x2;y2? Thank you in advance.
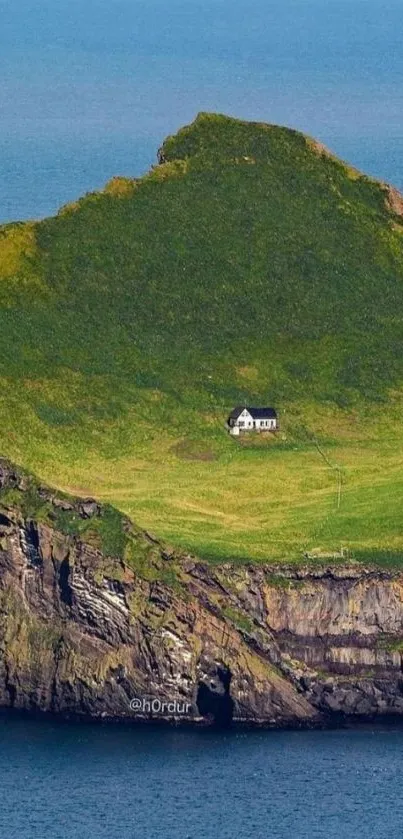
1;112;403;563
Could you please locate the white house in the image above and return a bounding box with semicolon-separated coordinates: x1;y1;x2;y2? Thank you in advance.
227;406;277;436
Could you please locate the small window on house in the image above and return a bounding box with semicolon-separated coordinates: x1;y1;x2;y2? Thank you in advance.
239;421;245;427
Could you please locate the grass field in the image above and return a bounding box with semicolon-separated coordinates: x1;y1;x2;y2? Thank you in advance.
2;392;403;564
1;113;403;565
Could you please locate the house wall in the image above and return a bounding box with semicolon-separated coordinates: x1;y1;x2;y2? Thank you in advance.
235;409;254;430
255;418;277;430
229;410;277;434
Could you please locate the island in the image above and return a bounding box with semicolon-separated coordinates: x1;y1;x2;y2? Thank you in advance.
1;113;403;725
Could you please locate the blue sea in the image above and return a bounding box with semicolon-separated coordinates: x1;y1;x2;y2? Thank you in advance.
1;716;403;839
1;0;403;223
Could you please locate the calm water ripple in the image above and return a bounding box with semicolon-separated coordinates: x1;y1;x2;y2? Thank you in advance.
1;717;403;838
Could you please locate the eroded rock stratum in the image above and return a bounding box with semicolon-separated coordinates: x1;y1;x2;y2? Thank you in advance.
1;458;403;728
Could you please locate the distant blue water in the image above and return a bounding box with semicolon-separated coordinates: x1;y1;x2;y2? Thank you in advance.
1;717;403;839
1;0;403;222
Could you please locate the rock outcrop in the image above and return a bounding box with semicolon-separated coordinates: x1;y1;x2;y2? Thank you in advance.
1;458;403;728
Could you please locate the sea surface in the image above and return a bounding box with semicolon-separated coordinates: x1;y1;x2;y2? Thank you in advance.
1;716;403;839
1;0;403;223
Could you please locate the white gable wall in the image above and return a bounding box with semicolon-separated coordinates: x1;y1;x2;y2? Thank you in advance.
235;409;254;429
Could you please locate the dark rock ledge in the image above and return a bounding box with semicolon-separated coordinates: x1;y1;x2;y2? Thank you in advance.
1;457;403;729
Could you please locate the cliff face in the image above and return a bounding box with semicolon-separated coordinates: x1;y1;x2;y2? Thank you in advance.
1;459;403;727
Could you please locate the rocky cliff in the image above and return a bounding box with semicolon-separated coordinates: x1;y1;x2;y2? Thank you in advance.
1;458;403;728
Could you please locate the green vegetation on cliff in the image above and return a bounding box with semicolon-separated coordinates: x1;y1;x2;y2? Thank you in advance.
0;459;184;586
1;112;403;563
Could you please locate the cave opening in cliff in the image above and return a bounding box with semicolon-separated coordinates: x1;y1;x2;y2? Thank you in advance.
196;666;234;727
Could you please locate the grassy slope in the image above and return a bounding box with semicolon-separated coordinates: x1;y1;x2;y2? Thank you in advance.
1;112;403;563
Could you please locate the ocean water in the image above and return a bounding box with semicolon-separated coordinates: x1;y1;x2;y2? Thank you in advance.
1;0;403;223
1;716;403;839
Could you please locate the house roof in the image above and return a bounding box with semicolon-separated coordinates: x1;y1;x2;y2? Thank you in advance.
228;405;247;420
249;407;277;420
228;406;277;421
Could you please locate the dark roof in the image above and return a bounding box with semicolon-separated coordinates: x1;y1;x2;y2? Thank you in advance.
248;406;277;419
228;405;247;420
228;406;277;420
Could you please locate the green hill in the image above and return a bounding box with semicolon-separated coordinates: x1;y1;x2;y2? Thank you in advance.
1;112;403;563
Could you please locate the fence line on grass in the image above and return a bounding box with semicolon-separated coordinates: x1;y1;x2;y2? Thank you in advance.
311;435;343;510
